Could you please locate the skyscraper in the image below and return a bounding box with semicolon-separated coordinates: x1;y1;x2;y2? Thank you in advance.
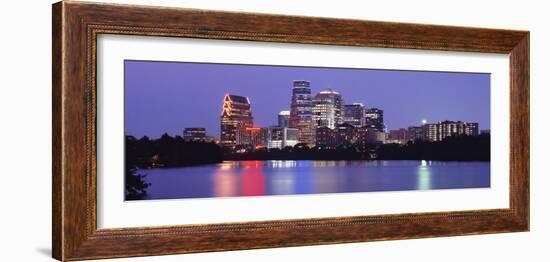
220;94;253;148
289;80;314;145
343;103;365;127
278;110;290;128
312;89;344;129
365;108;385;132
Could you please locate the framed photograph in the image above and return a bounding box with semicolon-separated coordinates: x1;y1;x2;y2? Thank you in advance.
52;1;529;261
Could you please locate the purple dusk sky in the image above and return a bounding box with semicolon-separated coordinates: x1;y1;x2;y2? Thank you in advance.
125;60;490;139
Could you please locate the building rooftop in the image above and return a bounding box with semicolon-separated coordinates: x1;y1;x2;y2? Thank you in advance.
293;80;311;88
225;94;250;104
318;89;340;95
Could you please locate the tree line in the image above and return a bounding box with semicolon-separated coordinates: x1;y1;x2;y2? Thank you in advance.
377;134;490;161
126;133;490;168
126;134;224;169
228;134;490;162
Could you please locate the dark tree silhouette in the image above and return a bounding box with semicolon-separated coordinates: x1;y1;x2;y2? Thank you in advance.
377;134;490;161
125;133;490;182
125;167;151;200
125;134;224;168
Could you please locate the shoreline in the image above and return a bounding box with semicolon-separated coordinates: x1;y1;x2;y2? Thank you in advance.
136;158;490;170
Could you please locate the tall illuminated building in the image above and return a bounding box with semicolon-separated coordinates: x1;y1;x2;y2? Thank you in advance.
312;89;344;129
220;94;253;148
343;103;365;127
365;108;385;132
289;80;314;145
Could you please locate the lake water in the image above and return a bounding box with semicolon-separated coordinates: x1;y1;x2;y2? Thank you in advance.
137;160;490;200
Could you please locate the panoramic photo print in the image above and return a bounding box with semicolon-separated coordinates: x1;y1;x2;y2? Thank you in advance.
124;60;491;201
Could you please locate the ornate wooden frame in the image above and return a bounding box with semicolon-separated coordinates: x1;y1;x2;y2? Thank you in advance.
52;1;529;261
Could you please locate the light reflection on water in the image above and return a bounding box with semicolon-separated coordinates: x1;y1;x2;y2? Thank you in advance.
416;160;433;190
213;171;237;197
269;172;295;196
139;160;490;200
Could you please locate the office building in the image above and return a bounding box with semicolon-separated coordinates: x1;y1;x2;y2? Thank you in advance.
315;126;336;147
465;122;480;136
365;108;385;132
335;123;356;145
315;124;355;148
364;127;386;145
278;110;290;128
289;80;314;145
316;124;385;147
353;126;370;146
408;126;424;142
422;120;480;142
267;127;299;149
236;127;268;148
220;94;253;148
387;128;409;144
343;103;365;127
312;89;344;129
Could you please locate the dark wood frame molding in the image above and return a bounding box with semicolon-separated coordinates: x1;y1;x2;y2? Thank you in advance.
52;1;530;261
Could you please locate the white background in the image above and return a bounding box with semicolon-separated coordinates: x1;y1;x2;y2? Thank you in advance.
0;0;547;261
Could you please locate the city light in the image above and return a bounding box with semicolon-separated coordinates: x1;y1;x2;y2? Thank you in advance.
211;81;479;149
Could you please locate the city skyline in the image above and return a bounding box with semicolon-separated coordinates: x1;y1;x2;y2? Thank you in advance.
125;60;490;139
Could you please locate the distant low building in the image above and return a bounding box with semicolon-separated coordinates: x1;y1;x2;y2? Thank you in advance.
387;128;409;144
335;123;356;146
314;126;336;147
183;128;206;142
422;120;479;142
267;127;299;149
237;127;268;148
204;136;218;143
353;126;370;146
408;126;424;142
364;127;386;145
315;124;385;147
